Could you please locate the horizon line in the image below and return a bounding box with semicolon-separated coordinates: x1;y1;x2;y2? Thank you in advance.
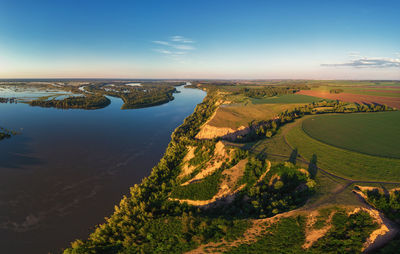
1;78;399;81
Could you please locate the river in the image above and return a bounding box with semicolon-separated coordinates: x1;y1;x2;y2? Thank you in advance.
0;85;206;254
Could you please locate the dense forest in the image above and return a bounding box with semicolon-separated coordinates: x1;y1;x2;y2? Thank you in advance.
238;85;311;98
29;95;111;109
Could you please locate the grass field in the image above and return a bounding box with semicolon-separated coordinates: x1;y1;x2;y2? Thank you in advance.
247;128;399;208
305;80;400;88
250;94;322;104
208;103;306;129
302;111;400;159
309;85;400;98
286;115;400;182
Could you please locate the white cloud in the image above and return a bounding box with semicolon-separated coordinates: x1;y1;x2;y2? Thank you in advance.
322;55;400;68
152;35;196;61
172;44;195;50
153;49;172;54
152;40;170;46
170;35;194;43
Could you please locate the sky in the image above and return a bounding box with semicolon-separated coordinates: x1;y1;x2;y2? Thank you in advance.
0;0;399;79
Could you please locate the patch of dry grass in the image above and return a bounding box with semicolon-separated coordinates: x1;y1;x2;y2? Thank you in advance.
208;103;306;129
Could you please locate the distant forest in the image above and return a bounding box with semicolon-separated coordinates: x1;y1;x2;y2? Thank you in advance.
29;95;111;109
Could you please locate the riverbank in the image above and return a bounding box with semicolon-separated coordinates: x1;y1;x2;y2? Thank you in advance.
63;88;219;253
0;85;206;254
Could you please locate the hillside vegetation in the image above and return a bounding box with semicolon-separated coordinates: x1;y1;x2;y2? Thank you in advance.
64;81;400;253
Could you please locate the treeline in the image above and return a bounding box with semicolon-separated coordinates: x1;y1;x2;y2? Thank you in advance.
235;100;393;142
0;97;17;103
329;88;344;94
185;83;310;97
29;95;110;109
239;87;297;98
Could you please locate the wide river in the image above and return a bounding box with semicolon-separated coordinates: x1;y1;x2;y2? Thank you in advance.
0;85;206;254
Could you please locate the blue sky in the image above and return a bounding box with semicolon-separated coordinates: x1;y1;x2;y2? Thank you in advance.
0;0;399;79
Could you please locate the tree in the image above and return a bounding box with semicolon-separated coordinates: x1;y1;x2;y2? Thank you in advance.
308;154;318;178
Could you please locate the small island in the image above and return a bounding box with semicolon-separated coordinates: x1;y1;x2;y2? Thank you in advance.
29;95;111;110
84;84;177;109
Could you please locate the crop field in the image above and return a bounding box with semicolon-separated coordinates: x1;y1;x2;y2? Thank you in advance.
297;90;400;109
308;85;400;98
208;103;306;129
285;115;400;182
250;94;322;104
303;80;400;87
302;111;400;159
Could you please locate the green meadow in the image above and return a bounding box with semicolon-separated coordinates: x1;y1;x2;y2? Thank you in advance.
286;115;400;182
302;111;400;159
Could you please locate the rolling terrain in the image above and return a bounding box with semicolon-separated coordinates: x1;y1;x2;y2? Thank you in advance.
61;81;400;253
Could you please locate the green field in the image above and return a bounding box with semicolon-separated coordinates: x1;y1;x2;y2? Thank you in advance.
285;115;400;182
250;94;322;104
309;85;400;98
302;112;400;159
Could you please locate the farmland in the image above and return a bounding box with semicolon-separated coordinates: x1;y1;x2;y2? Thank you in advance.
286;115;400;182
250;93;322;104
297;89;400;109
307;84;400;98
302;111;400;159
